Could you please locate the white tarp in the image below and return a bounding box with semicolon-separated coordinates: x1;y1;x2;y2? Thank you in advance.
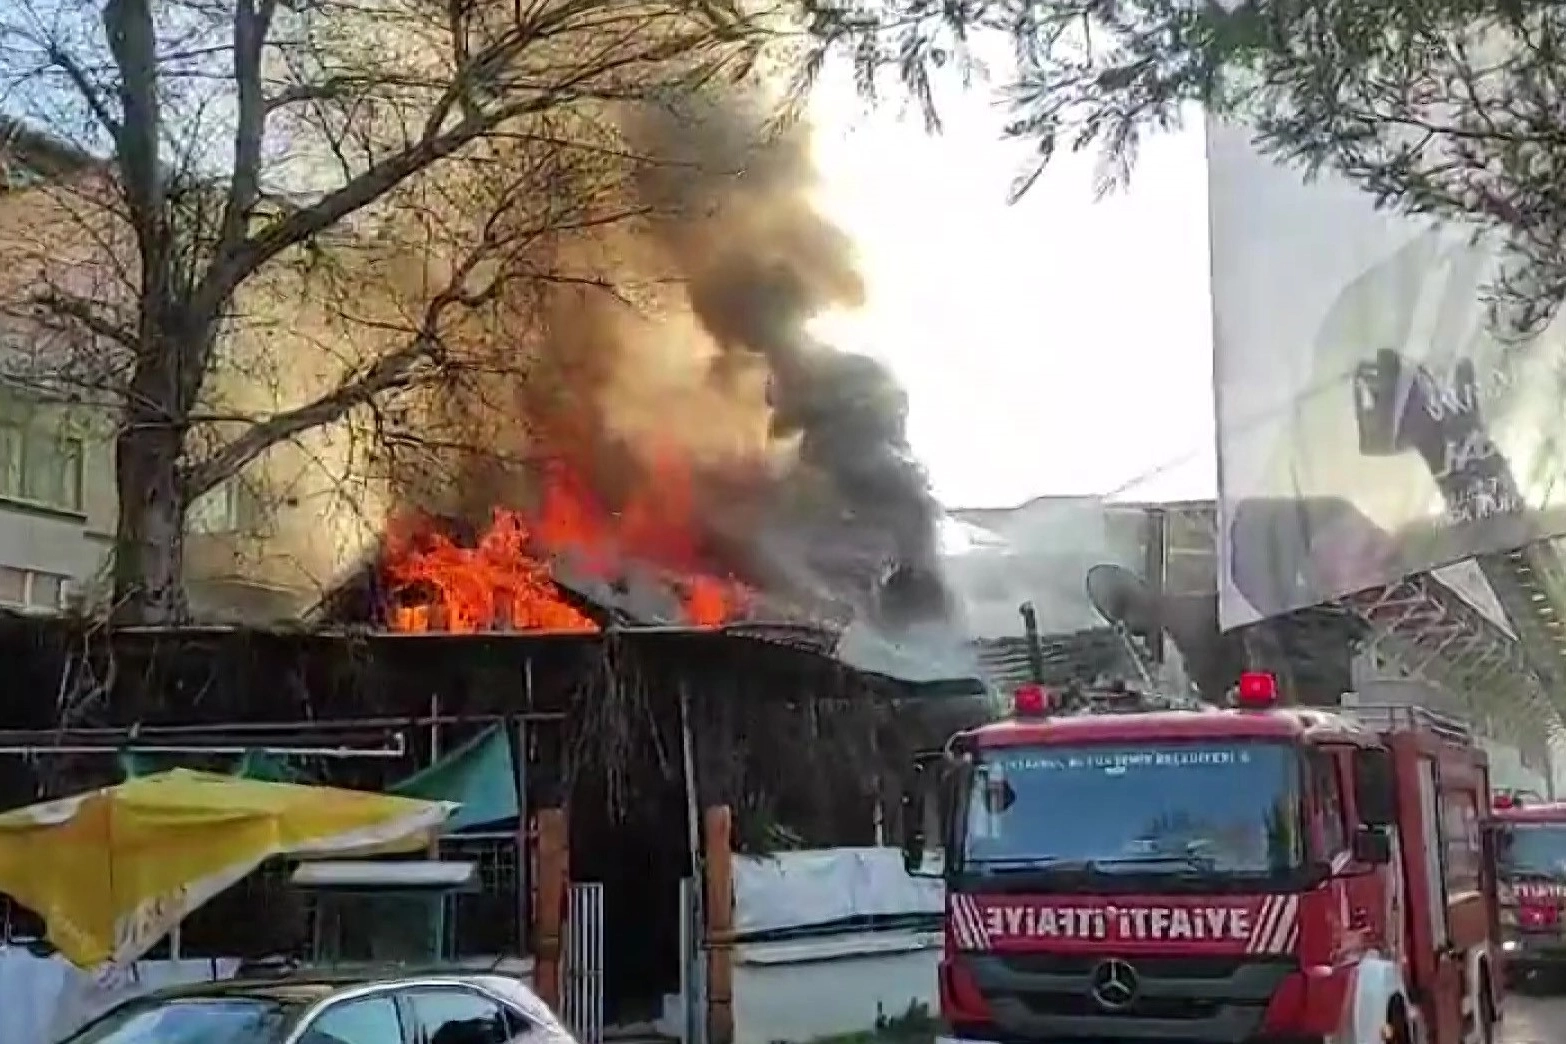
0;947;239;1044
1208;116;1566;629
734;847;942;937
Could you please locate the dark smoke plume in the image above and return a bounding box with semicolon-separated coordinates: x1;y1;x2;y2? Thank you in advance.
627;99;953;625
391;94;953;628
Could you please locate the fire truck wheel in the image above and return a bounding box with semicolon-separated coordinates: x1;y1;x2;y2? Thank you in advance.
1475;982;1497;1042
1383;998;1421;1044
1479;963;1500;1034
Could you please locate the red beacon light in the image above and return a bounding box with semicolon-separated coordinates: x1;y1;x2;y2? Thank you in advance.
1494;793;1520;810
1013;683;1052;717
1234;671;1279;710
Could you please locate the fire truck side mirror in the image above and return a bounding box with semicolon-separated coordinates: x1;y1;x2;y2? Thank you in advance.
1353;748;1397;827
1351;825;1393;866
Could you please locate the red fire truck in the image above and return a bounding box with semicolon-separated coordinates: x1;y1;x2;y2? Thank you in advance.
1491;792;1566;983
901;673;1502;1044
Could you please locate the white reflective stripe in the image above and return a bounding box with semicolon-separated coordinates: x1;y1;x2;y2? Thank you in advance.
947;896;974;949
958;895;980;950
1261;895;1299;954
1245;897;1273;952
1248;896;1284;953
964;895;993;950
950;894;986;951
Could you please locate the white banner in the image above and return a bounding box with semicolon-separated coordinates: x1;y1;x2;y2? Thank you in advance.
1208;116;1566;629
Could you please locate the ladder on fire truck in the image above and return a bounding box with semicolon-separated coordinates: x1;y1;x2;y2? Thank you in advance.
1344;702;1476;748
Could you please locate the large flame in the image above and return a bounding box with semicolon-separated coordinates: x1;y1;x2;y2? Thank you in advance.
382;450;751;632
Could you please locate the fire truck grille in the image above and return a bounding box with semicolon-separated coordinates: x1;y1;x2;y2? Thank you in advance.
964;953;1293;1043
997;953;1247;979
1020;993;1220;1020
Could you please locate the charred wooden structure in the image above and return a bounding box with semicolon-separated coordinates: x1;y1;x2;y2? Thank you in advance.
0;612;983;1024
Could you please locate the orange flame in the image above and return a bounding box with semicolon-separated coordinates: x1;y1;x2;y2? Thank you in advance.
382;451;750;632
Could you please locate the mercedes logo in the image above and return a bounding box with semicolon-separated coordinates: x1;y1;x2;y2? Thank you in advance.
1089;958;1139;1011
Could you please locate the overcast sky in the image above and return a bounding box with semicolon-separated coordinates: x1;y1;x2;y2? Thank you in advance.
808;67;1216;511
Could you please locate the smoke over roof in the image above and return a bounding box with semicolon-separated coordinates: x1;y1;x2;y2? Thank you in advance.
627;99;951;626
388;93;954;633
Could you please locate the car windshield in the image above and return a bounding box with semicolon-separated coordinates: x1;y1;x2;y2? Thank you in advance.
1499;823;1566;878
961;741;1304;881
65;996;302;1044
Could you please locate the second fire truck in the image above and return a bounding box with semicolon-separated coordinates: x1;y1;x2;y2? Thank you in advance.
902;673;1503;1044
1491;791;1566;983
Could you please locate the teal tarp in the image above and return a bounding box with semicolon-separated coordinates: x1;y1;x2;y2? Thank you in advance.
390;724;517;832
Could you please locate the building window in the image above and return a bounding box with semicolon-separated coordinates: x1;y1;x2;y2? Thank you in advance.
0;163;46;191
188;478;265;535
0;566;70;612
0;423;84;513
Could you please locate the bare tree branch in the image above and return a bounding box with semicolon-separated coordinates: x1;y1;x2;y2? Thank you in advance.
0;0;763;622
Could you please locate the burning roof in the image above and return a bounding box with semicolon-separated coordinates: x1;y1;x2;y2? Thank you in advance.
380;453;757;634
298;95;984;692
311;449;982;688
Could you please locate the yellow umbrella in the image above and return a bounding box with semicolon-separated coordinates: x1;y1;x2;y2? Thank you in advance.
0;768;455;969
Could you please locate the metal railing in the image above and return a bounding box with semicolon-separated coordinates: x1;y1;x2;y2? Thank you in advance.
562;882;605;1044
1346;701;1476;746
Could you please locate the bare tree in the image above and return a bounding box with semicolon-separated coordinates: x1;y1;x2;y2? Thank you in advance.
0;0;759;623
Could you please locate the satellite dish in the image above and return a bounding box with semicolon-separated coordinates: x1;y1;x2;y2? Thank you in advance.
1085;564;1158;634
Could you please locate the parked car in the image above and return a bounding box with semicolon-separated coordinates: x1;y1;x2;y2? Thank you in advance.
61;969;576;1044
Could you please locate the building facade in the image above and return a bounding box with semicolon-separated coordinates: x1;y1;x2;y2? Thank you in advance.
0;119;371;621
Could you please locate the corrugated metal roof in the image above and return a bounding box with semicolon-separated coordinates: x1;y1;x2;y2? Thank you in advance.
973;627;1135;689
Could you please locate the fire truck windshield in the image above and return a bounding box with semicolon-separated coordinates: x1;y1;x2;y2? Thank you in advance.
960;741;1304;887
1498;823;1566;878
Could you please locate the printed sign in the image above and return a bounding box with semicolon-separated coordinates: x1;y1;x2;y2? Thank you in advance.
1208;116;1566;629
949;894;1299;955
993;749;1251;773
1513;882;1566;901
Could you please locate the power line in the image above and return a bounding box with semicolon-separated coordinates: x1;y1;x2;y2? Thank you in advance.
1098;368;1359;501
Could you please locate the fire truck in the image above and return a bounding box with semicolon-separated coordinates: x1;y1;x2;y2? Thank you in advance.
1490;791;1566;983
901;672;1502;1044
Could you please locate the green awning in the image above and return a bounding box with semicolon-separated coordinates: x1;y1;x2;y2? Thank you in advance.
117;748;308;783
390;724;518;832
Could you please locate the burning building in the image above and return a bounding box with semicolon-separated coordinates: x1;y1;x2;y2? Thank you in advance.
0;84;990;1035
302;94;964;661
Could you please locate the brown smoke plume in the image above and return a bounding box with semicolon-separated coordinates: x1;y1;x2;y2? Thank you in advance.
401;95;951;627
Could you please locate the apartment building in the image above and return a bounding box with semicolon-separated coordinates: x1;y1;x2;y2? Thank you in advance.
0;119;369;621
0;121;114;613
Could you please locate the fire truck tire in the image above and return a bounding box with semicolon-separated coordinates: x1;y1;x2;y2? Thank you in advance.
1479;961;1500;1033
1384;997;1422;1044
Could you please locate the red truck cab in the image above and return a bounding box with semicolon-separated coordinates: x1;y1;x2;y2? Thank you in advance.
1491;794;1566;983
902;675;1502;1044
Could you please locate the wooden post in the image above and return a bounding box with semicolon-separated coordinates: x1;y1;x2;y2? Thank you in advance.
703;805;734;1044
534;806;569;1011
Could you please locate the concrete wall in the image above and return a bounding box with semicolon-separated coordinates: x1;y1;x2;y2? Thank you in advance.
732;929;940;1044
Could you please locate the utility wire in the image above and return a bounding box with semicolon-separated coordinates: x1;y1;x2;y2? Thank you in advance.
1096;368;1362;502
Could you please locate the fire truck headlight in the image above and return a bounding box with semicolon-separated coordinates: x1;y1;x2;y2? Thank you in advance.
1503;939;1521;954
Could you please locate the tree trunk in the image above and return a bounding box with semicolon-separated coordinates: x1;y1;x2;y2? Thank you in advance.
111;412;188;624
